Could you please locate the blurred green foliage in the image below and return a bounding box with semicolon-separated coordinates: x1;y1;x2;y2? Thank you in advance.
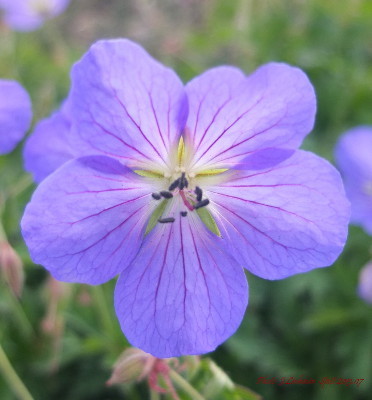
0;0;371;399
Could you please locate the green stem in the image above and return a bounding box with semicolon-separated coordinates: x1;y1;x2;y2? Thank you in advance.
0;222;6;241
91;286;117;340
150;389;161;400
3;286;34;338
0;343;34;400
0;211;33;336
0;195;7;240
235;0;251;32
169;370;206;400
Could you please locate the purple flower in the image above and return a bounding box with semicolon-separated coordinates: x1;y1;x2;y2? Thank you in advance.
335;126;372;235
358;262;372;304
21;39;350;357
0;79;32;155
0;0;70;31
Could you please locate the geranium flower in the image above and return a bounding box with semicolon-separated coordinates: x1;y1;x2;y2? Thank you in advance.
0;79;32;155
0;0;70;31
335;126;372;235
21;39;350;357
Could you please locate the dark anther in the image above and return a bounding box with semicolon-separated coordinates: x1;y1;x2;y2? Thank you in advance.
195;186;202;202
194;199;210;209
160;190;173;199
180;211;188;217
168;178;180;191
151;193;161;200
158;217;175;223
178;172;188;190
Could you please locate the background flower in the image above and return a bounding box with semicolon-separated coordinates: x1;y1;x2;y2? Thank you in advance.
358;262;372;304
0;79;32;155
0;0;70;31
335;126;372;235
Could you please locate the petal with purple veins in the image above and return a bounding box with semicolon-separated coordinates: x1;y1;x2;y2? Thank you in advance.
0;80;32;155
184;66;245;154
70;39;188;170
207;150;350;279
21;156;157;284
115;210;248;358
185;63;316;170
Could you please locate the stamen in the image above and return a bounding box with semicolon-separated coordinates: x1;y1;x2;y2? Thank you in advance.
160;190;173;199
195;186;202;202
178;172;188;190
158;217;175;223
168;178;180;191
194;199;210;209
180;211;188;217
151;193;161;200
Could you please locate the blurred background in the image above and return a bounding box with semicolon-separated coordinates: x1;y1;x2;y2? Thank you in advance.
0;0;371;399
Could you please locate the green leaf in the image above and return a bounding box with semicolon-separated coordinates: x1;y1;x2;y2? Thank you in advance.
175;358;262;400
145;200;168;235
202;359;234;398
231;385;263;400
196;207;221;237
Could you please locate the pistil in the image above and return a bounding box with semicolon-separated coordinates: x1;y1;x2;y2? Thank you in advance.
179;190;194;211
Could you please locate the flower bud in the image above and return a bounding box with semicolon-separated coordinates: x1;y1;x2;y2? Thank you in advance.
77;286;92;306
106;348;156;386
358;262;372;304
0;240;24;297
41;275;70;336
45;275;70;303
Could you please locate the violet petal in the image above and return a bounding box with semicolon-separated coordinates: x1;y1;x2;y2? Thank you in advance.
208;150;350;279
21;155;156;284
